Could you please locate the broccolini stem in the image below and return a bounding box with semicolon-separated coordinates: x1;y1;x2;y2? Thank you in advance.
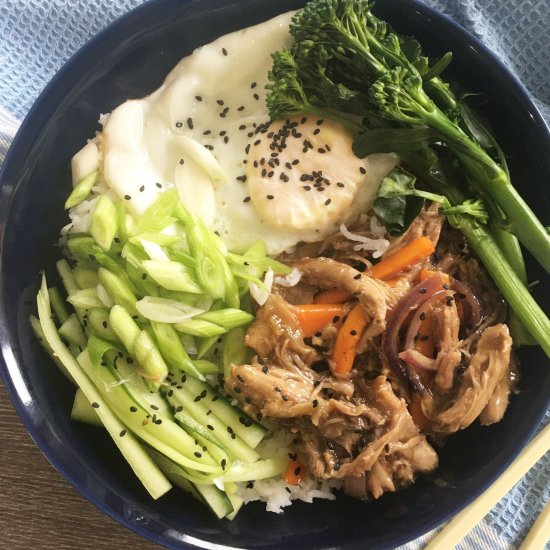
461;220;550;357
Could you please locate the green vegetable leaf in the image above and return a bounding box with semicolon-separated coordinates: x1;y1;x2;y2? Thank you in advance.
372;167;426;236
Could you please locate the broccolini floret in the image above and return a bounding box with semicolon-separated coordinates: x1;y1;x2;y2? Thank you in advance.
266;0;550;355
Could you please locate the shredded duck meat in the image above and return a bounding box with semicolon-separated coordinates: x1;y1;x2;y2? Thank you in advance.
227;212;516;501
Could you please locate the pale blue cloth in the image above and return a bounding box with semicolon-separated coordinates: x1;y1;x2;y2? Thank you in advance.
0;1;549;549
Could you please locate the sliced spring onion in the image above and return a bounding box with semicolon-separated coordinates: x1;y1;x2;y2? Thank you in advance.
151;322;205;380
136;296;204;324
65;171;98;209
72;267;100;290
98;268;138;316
87;308;118;341
90;195;117;251
227;252;292;275
67;288;105;310
195;309;254;330
133;330;169;385
134;188;178;234
174;318;227;338
142;260;203;294
140;239;171;262
192;359;219;375
222;327;249;380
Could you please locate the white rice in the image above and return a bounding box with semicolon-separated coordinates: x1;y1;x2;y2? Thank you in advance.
236;429;341;514
339;221;389;258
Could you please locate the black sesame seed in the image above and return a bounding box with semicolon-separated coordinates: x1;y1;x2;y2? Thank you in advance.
237;105;245;111
253;93;260;100
420;335;430;341
333;316;340;323
237;374;245;383
262;366;269;374
92;402;99;408
303;185;311;191
124;194;131;200
251;82;257;89
156;182;162;188
419;312;427;321
350;329;358;336
325;198;331;206
119;429;126;437
203;129;211;135
217;99;224;105
187;117;194;129
312;399;318;408
282;395;289;401
194;451;203;458
353;273;361;280
359;166;367;174
207;424;214;430
130;406;137;413
195;95;203;101
419;287;428;294
243;196;251;203
175;122;183;128
139;184;145;192
239;124;246;130
222;47;228;56
267;194;274;200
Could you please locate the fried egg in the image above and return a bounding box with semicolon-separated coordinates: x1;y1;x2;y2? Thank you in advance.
93;11;397;254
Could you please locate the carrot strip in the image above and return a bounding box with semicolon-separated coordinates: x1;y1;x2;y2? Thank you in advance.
418;268;451;284
332;303;367;374
313;288;353;304
293;304;347;338
369;237;435;281
283;459;305;485
408;393;429;431
414;307;435;357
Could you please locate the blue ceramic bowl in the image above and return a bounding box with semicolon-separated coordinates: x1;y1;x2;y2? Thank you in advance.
1;0;550;548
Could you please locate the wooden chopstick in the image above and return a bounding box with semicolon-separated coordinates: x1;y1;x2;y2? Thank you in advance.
425;422;550;550
519;498;550;550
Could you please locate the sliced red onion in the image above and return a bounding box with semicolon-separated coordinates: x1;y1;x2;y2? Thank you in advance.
451;279;481;327
344;474;367;499
398;349;437;372
382;273;446;394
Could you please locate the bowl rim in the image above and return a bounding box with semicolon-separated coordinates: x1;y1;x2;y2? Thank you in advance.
1;0;550;548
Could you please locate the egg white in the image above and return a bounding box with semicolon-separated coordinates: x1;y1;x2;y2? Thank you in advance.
96;11;396;255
